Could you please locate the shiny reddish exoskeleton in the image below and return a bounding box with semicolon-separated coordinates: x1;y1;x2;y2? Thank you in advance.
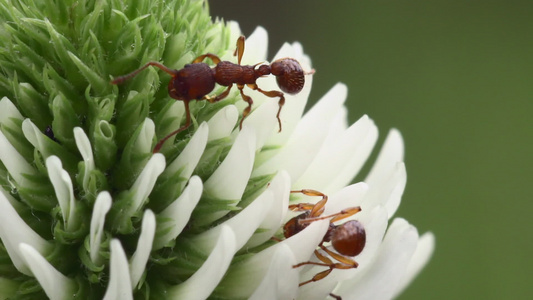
111;35;314;153
284;189;366;300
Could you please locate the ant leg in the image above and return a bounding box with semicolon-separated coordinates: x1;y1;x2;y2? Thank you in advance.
290;189;328;218
294;249;347;286
153;100;192;153
192;53;221;64
247;84;285;132
204;85;232;103
297;206;362;225
329;293;342;300
320;244;359;268
237;84;253;129
111;61;177;84
234;36;245;65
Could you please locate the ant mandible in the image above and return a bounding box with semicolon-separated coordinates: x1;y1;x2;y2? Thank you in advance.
284;189;366;300
111;35;314;153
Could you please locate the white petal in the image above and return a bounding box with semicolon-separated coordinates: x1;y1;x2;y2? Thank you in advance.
294;115;378;192
363;129;406;217
0;191;52;276
249;244;299;300
245;170;291;248
206;105;238;141
393;232;435;298
217;220;329;299
335;218;418;300
261;43;314;146
163;122;208;182
191;187;270;253
21;119;51;156
254;83;347;179
130;210;156;288
45;156;77;231
19;244;76;300
153;176;203;250
156;102;185;151
135;118;155;154
324;118;378;192
363;162;407;219
0;97;24;123
89;191;112;264
240;26;268;64
73;127;95;191
202;126;256;223
129;153;165;214
167;225;236;300
0;131;36;186
103;240;133;300
241;100;279;150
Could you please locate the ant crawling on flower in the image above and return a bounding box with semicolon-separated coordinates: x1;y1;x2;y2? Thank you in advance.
111;35;314;153
284;189;366;300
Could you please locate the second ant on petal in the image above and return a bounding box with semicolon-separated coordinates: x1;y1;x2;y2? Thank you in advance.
284;189;366;300
111;35;314;153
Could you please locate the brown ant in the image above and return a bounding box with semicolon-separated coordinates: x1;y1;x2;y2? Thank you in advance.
284;189;366;300
111;36;314;153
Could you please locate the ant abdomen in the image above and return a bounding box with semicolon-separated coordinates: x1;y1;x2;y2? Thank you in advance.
271;58;306;94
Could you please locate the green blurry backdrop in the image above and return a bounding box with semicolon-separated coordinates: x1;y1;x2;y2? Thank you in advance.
211;1;532;299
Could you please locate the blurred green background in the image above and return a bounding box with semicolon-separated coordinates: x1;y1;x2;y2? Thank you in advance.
211;1;532;299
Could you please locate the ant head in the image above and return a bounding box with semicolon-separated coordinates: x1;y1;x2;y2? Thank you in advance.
270;58;305;94
331;220;366;257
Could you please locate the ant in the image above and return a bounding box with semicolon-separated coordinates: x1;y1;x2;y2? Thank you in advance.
284;189;366;300
111;36;314;153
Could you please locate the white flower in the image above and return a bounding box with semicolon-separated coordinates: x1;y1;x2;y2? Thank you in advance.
0;10;434;300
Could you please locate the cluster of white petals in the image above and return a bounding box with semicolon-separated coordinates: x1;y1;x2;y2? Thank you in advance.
0;22;434;300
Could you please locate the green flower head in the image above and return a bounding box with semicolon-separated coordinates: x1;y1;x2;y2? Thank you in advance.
0;0;434;299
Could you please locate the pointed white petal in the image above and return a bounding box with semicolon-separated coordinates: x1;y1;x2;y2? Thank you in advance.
163;122;208;180
130;210;156;288
294;115;378;192
249;244;299;300
103;240;133;300
226;21;242;47
192;187;270;253
203;126;256;223
22;119;53;158
206;106;238;141
0;192;52;275
73;127;95;191
240;26;268;64
167;225;236;300
363;129;406;217
135;118;155;154
254;83;347;179
45;156;77;231
245;170;291;248
0;97;24;123
335;218;418;300
89;191;112;264
324;118;378;192
0;131;36;186
154;176;203;249
19;244;76;300
241;100;279;150
156;102;185;151
393;232;435;298
217;220;328;299
363;162;407;219
129;153;165;213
